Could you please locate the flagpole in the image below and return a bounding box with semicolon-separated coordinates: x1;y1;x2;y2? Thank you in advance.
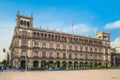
72;21;74;34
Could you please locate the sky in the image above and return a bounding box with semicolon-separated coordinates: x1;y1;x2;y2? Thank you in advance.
0;0;120;61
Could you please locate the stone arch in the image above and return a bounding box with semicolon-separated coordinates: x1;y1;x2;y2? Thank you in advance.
68;61;72;69
20;20;23;25
33;60;39;68
74;61;78;69
27;21;30;27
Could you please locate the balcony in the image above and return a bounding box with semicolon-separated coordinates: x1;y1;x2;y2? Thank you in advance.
21;45;28;48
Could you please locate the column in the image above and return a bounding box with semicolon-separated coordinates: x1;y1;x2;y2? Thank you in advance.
39;60;41;68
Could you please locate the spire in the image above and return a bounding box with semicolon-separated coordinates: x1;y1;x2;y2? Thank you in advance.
72;20;74;34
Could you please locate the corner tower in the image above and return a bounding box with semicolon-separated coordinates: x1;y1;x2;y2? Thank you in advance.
96;31;110;41
16;11;33;28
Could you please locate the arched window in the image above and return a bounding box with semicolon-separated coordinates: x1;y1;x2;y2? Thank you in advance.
42;51;46;58
37;33;39;37
75;53;77;59
27;21;30;27
52;35;54;40
49;52;53;58
63;53;66;58
69;53;72;59
57;53;60;57
20;20;23;26
24;20;26;27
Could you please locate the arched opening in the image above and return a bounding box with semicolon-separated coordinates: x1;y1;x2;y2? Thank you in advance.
56;61;60;68
89;62;93;68
61;61;67;69
68;61;72;70
85;62;88;69
63;53;66;59
74;62;78;70
27;21;30;27
33;61;39;68
20;20;23;26
20;60;26;70
57;53;60;58
41;61;48;69
23;20;26;27
69;53;72;59
79;62;84;69
48;61;53;68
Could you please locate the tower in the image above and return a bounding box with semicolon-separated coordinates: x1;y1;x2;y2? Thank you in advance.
16;11;33;28
96;31;110;41
96;31;111;67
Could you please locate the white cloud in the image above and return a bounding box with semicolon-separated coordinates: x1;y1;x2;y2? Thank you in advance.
71;24;98;36
104;20;120;29
111;37;120;48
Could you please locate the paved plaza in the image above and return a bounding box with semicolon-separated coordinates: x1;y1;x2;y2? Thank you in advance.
0;69;120;80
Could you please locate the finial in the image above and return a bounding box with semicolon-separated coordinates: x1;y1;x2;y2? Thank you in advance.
17;10;20;15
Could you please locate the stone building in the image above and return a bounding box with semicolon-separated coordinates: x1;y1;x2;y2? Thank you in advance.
111;48;120;66
9;12;111;70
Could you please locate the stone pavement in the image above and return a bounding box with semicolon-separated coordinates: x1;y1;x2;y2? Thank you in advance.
0;69;120;80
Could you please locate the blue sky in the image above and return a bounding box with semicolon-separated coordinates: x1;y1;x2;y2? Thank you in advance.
1;0;120;61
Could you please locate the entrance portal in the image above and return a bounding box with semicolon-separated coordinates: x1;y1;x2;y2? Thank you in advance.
33;61;39;68
20;60;26;69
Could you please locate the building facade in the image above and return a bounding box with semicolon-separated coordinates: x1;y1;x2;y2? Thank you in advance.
115;47;120;54
111;48;120;66
9;13;111;70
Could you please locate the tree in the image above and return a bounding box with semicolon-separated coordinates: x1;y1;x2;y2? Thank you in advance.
3;48;6;53
2;59;7;66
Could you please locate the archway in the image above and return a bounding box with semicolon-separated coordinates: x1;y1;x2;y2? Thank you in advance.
56;61;60;68
89;62;93;68
85;62;88;69
33;61;39;68
79;62;84;69
41;61;48;68
68;61;72;70
62;61;67;69
74;62;78;70
48;61;53;68
20;60;26;70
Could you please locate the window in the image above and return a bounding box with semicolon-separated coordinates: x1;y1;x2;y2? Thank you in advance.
21;50;27;57
42;42;46;48
69;54;72;59
34;41;39;47
69;45;72;50
57;53;60;57
33;51;38;57
63;44;66;49
75;53;77;59
63;53;66;58
21;39;28;47
42;51;46;57
57;44;60;49
75;46;78;50
49;52;53;58
50;43;53;48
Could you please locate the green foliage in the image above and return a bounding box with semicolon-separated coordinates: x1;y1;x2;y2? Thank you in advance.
2;59;7;66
